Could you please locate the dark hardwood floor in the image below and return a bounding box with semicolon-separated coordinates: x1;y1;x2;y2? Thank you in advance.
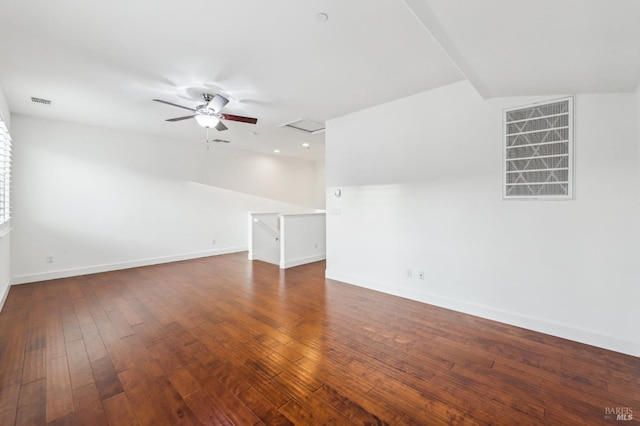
0;253;638;425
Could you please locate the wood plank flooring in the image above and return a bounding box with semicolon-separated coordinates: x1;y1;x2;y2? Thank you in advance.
0;253;638;425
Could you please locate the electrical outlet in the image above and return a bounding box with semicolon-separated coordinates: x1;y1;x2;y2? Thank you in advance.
212;239;217;245
418;271;425;280
46;255;54;264
407;269;412;278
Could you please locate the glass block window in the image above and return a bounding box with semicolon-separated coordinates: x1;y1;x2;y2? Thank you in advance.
504;97;574;199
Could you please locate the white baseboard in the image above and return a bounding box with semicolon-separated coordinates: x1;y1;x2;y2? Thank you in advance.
280;253;326;269
251;255;280;266
325;269;640;358
11;246;247;285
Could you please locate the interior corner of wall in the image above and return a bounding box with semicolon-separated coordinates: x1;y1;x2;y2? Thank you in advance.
0;279;10;313
0;83;10;128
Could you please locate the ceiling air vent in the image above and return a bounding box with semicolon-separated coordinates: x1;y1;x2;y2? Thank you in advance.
30;97;54;107
280;118;325;135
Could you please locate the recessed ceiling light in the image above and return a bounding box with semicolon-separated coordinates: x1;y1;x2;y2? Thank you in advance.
274;149;280;153
316;13;328;22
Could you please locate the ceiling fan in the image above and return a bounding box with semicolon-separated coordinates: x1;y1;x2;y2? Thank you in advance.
153;93;257;131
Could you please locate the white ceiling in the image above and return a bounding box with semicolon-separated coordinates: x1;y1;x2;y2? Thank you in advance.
1;1;638;161
0;0;462;161
407;0;640;98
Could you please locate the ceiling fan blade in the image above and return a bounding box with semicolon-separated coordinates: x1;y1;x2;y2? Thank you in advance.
215;121;228;131
153;99;196;112
166;115;195;122
208;94;229;113
222;114;258;124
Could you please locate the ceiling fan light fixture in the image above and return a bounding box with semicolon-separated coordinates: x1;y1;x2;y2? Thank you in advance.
195;114;220;128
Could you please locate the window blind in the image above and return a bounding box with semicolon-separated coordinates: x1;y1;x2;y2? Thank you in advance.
0;119;12;231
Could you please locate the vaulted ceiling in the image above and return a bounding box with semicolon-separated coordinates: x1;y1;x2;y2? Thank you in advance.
407;0;640;98
1;1;638;161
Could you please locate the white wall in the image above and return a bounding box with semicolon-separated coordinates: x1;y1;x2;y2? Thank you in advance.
0;82;11;310
315;160;326;210
11;114;321;283
280;213;326;269
637;84;640;326
326;81;640;356
197;146;321;209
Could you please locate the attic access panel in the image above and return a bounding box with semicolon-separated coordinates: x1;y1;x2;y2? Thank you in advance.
280;118;325;135
503;97;574;199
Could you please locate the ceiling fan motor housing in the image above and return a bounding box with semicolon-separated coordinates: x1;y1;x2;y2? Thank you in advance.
196;104;217;117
